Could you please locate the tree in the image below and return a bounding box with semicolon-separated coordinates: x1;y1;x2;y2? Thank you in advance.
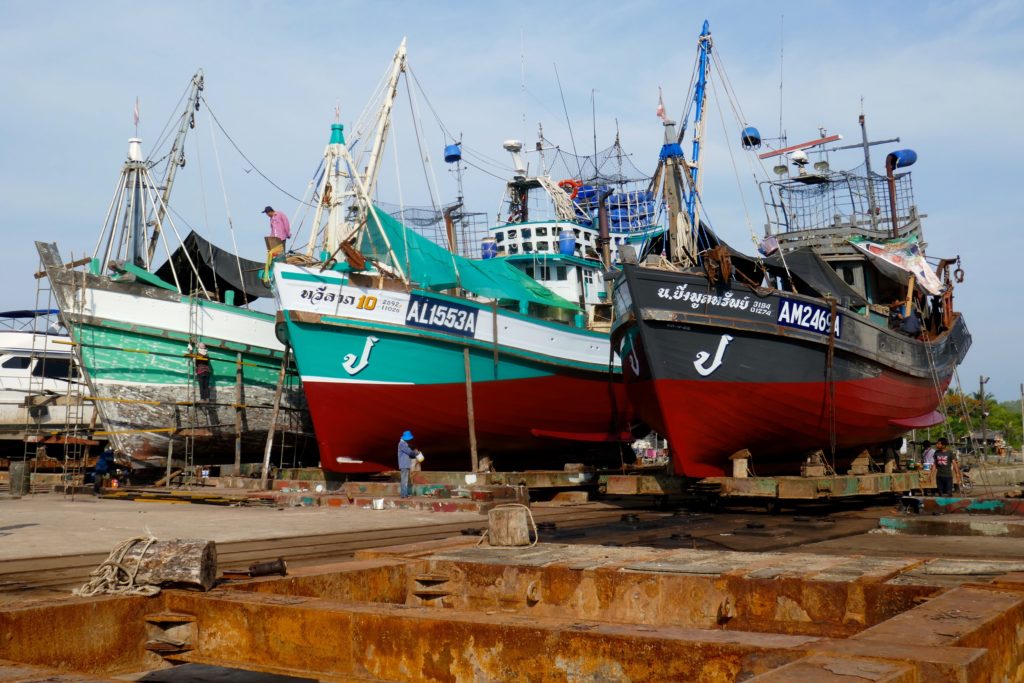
939;389;1022;450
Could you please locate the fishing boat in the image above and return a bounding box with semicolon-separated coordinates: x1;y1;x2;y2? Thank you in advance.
273;66;636;473
0;309;96;452
610;21;971;477
36;71;313;468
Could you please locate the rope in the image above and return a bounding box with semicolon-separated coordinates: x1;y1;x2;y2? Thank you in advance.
200;98;309;206
206;108;248;310
476;502;539;548
73;536;161;597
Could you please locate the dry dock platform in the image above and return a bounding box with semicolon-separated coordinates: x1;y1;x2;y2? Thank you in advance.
3;485;1024;681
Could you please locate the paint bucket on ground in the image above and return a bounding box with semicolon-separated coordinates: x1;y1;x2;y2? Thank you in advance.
371;498;385;510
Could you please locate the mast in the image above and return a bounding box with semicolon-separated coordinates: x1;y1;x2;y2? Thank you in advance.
660;121;694;266
685;20;712;230
147;69;204;264
859;113;879;231
313;40;407;255
362;38;407;205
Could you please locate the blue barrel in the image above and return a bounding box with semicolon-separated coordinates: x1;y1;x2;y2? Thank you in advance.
444;143;462;163
481;237;497;259
558;229;576;255
887;149;917;168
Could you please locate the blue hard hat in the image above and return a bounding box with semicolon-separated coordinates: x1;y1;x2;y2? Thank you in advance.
402;430;414;441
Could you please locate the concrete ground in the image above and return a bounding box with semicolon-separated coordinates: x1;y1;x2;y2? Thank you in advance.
0;495;484;561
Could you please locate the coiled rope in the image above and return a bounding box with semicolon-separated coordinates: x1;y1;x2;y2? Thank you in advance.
73;536;161;597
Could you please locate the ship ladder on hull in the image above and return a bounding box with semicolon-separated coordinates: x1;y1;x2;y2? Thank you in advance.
61;264;90;498
21;256;55;493
183;294;200;481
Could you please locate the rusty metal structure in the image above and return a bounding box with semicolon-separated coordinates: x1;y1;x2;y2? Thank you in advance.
3;537;1024;681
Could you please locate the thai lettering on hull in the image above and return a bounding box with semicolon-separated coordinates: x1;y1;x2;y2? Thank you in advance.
405;294;479;338
776;298;841;338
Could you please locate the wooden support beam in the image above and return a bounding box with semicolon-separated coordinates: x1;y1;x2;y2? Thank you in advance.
463;348;478;473
260;345;290;489
34;256;92;279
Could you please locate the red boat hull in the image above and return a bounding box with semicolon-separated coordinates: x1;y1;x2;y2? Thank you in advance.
306;373;631;473
629;371;951;478
615;265;971;478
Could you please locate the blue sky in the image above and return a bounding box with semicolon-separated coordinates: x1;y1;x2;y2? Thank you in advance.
2;1;1021;399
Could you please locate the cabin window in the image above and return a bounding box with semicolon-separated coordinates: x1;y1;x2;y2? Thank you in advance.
523;243;534;253
841;266;855;285
573;229;581;238
536;227;548;237
524;266;534;278
537;265;550;280
1;356;31;370
31;358;77;380
507;229;517;240
538;241;550;251
556;266;567;281
508;244;519;254
584;271;595;284
583;233;591;242
495;232;504;242
521;228;532;239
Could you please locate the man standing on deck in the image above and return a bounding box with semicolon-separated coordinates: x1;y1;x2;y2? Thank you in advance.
397;431;420;499
263;206;291;242
934;438;956;497
262;206;291;283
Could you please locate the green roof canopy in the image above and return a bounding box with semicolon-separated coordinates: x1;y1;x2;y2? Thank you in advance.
360;206;579;311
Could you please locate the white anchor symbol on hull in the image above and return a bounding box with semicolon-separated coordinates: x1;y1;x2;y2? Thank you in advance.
693;334;733;377
342;336;379;375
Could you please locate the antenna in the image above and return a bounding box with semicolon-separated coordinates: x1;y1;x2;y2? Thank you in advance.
778;15;785;144
520;29;527;139
592;88;598;175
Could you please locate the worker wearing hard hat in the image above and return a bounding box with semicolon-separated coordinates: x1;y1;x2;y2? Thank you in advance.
397;431;422;499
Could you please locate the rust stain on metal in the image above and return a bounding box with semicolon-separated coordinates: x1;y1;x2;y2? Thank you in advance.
3;542;1024;681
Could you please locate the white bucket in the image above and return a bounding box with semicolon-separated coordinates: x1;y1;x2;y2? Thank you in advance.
371;498;385;510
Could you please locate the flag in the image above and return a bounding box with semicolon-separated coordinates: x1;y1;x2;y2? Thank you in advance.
656;87;666;122
133;97;140;127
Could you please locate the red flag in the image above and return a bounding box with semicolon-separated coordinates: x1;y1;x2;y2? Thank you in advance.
656;87;666;122
133;97;140;127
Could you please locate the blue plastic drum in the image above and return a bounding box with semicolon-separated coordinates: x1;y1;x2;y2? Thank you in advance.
558;230;576;255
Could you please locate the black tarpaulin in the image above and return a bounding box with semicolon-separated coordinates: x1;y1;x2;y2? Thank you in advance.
154;231;271;304
763;247;868;308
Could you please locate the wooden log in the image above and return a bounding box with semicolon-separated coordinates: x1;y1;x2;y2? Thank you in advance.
487;506;531;547
122;539;218;591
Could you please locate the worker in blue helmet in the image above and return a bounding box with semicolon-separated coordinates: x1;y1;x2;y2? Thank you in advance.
397;430;421;499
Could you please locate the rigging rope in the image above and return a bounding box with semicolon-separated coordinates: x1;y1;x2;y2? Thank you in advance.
206;104;248;309
146;80;192;174
200;97;310;206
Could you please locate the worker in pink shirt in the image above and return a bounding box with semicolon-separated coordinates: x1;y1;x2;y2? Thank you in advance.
262;206;291;283
263;206;291;241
